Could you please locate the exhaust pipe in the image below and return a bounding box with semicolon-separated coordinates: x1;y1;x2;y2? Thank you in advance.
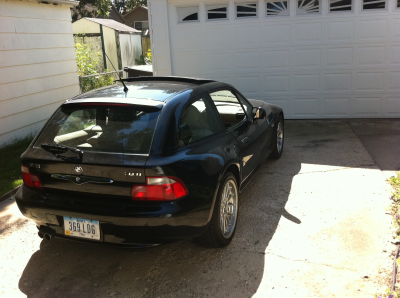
44;232;54;241
38;227;55;240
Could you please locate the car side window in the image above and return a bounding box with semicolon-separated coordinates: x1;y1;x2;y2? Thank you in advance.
235;92;253;120
178;97;223;147
209;90;247;129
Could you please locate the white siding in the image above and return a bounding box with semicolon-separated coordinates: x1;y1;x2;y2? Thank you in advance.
0;0;80;146
149;0;400;119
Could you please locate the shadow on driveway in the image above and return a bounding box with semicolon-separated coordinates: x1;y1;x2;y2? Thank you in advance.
17;120;398;297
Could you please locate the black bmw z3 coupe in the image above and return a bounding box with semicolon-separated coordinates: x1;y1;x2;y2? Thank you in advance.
15;77;284;248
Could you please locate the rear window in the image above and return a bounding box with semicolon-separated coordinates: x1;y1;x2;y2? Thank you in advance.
34;104;160;154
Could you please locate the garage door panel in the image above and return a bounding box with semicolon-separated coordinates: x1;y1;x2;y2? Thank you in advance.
234;51;260;71
206;52;232;72
389;45;400;64
234;26;260;46
202;27;231;50
355;72;384;91
385;98;400;117
326;21;354;41
172;28;203;50
387;72;400;91
324;73;352;92
321;98;350;118
234;76;261;96
261;24;291;44
293;98;319;117
173;53;204;75
263;49;290;69
390;18;400;39
356;46;386;66
351;97;383;117
294;48;321;68
295;22;322;42
264;75;290;93
294;74;320;92
325;47;354;67
356;19;388;40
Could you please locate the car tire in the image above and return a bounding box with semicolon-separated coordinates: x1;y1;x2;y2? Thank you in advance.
269;114;284;159
195;172;238;248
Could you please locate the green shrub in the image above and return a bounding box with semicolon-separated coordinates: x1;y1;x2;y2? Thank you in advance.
75;42;114;92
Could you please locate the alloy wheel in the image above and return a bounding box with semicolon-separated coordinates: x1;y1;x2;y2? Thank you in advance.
219;179;238;239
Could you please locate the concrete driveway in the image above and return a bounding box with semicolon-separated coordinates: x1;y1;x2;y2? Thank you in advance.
0;120;399;297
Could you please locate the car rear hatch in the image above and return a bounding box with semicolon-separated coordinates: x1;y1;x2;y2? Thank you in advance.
22;99;163;199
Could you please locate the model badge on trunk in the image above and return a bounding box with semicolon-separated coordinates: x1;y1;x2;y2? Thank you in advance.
74;166;83;174
125;172;141;176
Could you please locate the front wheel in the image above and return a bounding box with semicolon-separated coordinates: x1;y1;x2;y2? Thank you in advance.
270;114;284;159
195;172;238;248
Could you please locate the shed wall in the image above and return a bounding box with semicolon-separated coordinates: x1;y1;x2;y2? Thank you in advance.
72;18;101;34
0;0;80;146
120;34;143;66
103;26;120;71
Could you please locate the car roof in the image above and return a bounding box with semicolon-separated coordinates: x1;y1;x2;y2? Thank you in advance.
72;77;217;102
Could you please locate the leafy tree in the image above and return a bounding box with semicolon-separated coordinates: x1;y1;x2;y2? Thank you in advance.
125;0;147;11
71;0;111;22
114;0;147;14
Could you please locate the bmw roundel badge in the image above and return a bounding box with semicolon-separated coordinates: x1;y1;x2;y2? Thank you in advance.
74;166;83;174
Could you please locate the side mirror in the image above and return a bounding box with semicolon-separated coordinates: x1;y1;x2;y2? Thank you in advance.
252;107;266;120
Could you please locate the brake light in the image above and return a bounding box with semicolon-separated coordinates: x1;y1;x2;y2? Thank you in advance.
80;103;130;107
131;177;188;201
21;165;43;190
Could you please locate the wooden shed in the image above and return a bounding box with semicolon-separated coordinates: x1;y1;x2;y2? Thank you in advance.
72;18;142;72
0;0;80;146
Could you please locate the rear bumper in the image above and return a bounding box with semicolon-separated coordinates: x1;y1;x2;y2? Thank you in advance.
15;186;212;246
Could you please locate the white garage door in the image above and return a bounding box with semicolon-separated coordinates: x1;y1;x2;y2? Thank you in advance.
148;0;400;119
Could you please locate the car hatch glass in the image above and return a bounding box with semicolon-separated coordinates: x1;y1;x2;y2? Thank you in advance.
34;105;161;155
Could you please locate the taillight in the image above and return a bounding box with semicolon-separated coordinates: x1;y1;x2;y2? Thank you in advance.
131;177;188;201
21;165;43;190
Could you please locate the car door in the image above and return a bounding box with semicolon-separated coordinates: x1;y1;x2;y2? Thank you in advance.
208;89;261;182
235;92;273;163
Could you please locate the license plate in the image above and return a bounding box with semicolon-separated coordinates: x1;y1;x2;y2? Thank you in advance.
63;216;100;240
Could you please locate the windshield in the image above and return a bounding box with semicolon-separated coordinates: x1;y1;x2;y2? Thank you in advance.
34;104;161;155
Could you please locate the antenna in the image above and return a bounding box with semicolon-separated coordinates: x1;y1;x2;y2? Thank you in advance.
103;51;128;93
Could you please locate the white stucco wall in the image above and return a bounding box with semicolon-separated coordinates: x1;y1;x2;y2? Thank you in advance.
0;0;80;147
148;0;400;119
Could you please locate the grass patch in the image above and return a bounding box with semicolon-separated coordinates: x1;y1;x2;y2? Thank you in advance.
375;172;400;298
0;137;33;197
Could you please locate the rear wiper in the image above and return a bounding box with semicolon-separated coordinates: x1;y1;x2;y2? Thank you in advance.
41;143;84;160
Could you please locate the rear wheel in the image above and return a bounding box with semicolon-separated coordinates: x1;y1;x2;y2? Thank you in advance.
270;115;284;159
195;172;238;248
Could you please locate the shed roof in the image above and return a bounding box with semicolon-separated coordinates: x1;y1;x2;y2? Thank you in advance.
85;18;140;33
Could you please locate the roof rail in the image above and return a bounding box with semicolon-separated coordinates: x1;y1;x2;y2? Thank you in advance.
117;76;216;85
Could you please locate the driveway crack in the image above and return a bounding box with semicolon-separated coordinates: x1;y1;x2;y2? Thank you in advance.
233;249;359;272
263;164;377;176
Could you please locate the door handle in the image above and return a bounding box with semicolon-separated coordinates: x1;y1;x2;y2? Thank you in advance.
241;137;249;145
